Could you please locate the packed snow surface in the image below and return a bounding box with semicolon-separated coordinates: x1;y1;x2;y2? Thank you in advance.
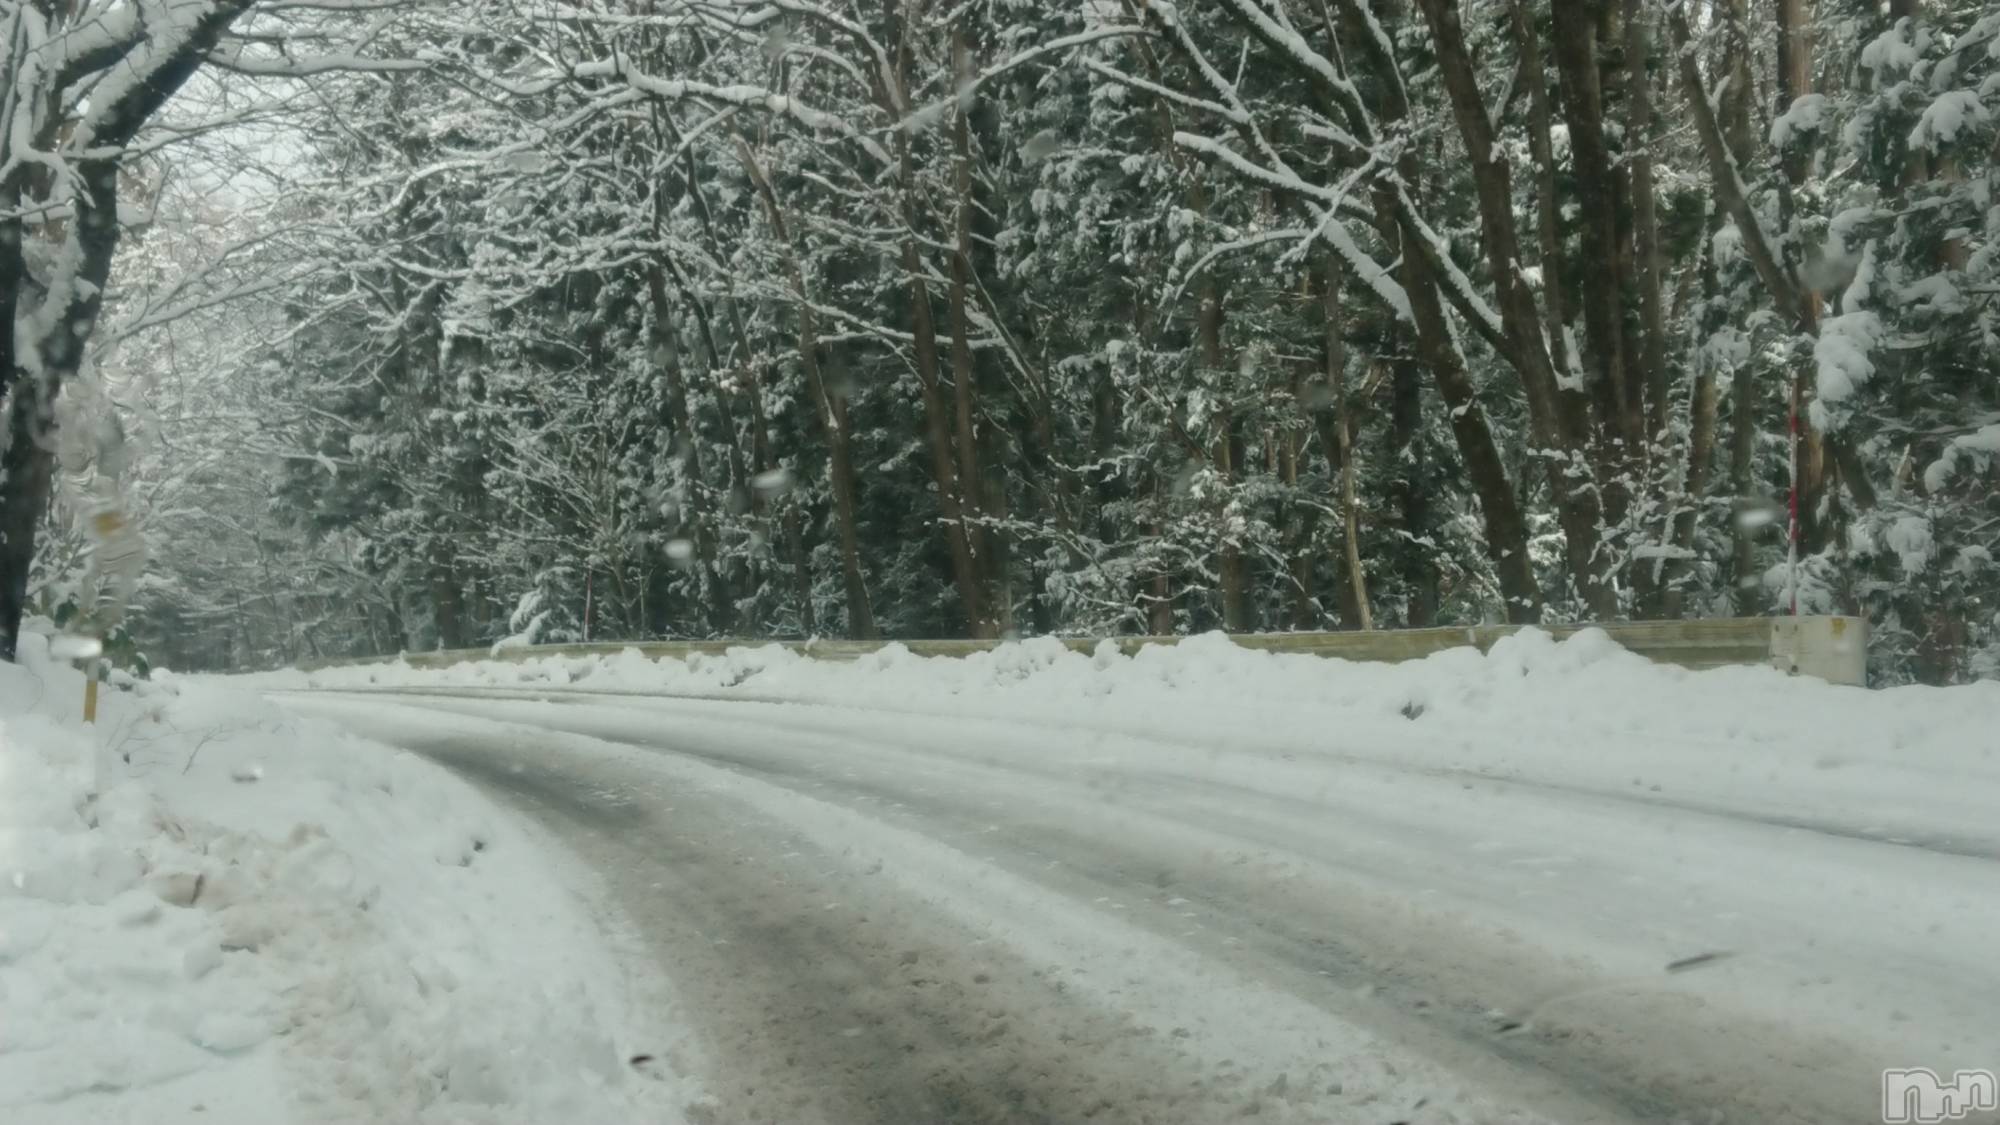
249;629;2000;1123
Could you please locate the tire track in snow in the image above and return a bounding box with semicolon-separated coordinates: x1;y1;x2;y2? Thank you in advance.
302;708;1412;1125
438;695;1875;1125
288;689;1908;1125
287;687;2000;1124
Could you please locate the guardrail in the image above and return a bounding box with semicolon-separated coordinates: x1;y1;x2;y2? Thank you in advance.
323;615;1867;686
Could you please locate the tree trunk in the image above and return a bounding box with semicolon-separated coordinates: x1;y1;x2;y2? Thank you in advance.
1775;0;1814;181
0;404;55;661
1719;0;1756;167
1663;3;1811;615
1283;373;1320;630
786;502;817;636
821;362;876;639
1198;280;1251;633
1015;406;1065;636
1337;381;1373;631
1773;0;1827;559
1;162;123;659
1729;366;1762;614
1503;0;1620;619
1388;215;1543;623
1550;1;1640;453
431;566;466;650
737;141;875;638
1666;8;1807;324
1327;0;1543;621
1718;0;1761;615
884;8;986;639
1388;356;1438;627
1406;0;1582;620
660;256;756;624
1664;226;1723;618
1623;0;1676;617
1624;0;1670;447
1549;2;1650;617
1215;424;1251;633
1321;256;1372;630
1509;0;1576;380
645;263;734;634
1148;531;1174;634
946;25;996;638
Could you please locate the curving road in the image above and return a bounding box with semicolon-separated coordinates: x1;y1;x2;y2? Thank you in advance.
274;686;2000;1125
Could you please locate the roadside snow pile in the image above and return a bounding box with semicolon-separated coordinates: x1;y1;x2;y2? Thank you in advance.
0;629;689;1125
260;628;2000;849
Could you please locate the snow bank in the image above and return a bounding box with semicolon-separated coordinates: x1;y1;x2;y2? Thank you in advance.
1;630;689;1124
267;625;1985;728
262;630;2000;846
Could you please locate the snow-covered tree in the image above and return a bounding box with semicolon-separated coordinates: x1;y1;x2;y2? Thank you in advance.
38;0;1995;683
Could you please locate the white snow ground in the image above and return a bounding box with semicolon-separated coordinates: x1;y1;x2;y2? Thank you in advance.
0;625;696;1125
258;632;2000;1120
256;630;2000;1124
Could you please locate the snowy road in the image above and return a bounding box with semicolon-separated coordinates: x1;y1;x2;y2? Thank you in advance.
274;679;2000;1125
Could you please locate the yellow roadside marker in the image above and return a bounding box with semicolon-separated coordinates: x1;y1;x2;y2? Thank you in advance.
74;502;140;726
